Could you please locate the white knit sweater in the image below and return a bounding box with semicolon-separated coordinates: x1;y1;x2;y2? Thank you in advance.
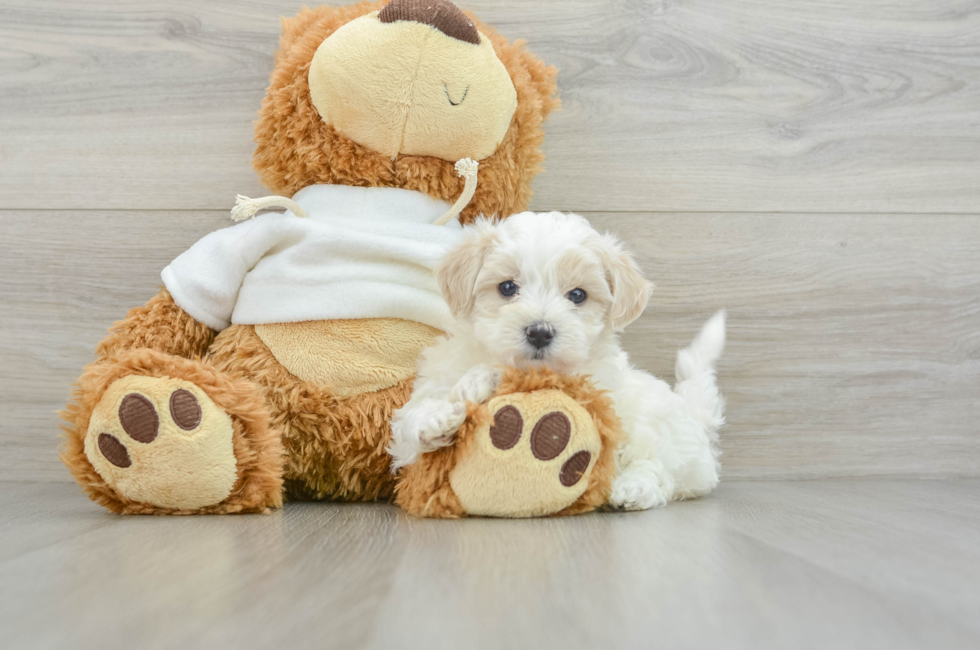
161;184;463;331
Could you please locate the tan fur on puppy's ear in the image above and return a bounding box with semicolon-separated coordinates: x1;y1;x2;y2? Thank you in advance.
590;234;653;331
438;221;498;315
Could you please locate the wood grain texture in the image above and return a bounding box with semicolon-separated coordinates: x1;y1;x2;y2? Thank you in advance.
2;4;978;645
586;211;980;480
0;210;228;481
1;479;978;649
1;1;979;212
1;210;977;482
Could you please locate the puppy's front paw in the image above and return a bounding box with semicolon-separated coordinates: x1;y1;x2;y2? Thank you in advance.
389;399;467;471
450;365;503;405
609;469;670;511
417;399;467;451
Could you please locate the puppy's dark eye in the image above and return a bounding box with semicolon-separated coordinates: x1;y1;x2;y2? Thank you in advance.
568;288;587;304
498;280;519;297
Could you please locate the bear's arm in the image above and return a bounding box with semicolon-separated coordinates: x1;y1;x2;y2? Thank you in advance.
94;288;216;362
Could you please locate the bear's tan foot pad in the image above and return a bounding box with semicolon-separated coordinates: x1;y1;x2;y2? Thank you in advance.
395;368;622;518
450;391;602;517
85;376;238;510
61;350;284;514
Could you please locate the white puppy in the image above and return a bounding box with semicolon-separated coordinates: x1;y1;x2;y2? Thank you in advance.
389;211;726;510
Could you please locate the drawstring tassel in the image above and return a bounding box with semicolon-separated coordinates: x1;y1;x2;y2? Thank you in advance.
231;159;476;226
230;194;308;221
432;158;479;226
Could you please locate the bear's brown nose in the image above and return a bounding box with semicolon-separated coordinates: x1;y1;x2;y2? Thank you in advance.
379;0;480;45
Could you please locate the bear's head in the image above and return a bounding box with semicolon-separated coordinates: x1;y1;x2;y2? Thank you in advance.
253;0;560;223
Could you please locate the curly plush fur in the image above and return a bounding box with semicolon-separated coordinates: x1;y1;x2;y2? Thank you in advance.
60;347;284;515
252;0;560;223
394;368;622;518
95;288;215;361
207;324;403;502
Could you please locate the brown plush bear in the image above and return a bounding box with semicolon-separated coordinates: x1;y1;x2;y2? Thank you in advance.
61;0;618;517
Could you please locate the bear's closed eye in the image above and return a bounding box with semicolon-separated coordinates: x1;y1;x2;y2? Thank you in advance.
444;83;469;106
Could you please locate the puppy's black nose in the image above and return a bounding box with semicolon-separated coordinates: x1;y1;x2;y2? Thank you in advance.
525;322;555;349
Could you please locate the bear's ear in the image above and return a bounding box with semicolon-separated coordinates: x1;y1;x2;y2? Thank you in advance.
437;221;499;316
503;36;561;125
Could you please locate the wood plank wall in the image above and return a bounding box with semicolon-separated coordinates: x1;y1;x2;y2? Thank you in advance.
1;0;977;481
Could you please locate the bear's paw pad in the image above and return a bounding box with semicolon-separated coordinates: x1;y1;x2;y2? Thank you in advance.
449;390;602;517
83;376;238;510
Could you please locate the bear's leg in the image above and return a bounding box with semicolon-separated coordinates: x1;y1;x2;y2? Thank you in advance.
206;323;411;503
61;349;283;514
395;369;622;518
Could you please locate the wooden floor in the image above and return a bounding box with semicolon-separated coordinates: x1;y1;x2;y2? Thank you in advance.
1;479;978;650
1;0;978;483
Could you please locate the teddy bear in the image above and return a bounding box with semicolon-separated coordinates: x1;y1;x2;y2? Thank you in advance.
60;0;621;517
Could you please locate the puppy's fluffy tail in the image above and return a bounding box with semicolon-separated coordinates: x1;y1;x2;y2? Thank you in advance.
674;311;726;439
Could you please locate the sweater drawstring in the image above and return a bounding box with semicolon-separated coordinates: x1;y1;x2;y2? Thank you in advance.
432;158;478;226
231;195;308;221
229;157;477;225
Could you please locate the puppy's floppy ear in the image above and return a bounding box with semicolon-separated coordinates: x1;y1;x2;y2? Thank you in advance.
590;233;653;331
437;220;498;315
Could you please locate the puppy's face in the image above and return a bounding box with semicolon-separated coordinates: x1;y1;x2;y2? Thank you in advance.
438;212;653;372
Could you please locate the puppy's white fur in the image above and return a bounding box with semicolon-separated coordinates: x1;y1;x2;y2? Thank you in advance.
389;212;726;510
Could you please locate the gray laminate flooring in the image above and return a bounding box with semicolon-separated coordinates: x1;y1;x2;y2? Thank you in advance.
1;479;977;650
